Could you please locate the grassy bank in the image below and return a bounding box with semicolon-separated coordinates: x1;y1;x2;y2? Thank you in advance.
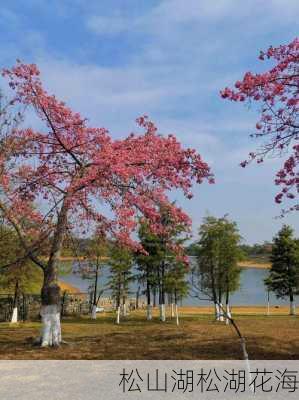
57;257;271;269
0;307;297;360
237;260;271;269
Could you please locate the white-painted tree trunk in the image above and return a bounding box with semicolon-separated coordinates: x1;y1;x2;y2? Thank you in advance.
215;303;220;321
91;305;97;319
175;304;179;326
146;304;152;320
116;306;120;324
40;305;62;347
10;307;18;324
171;303;175;318
226;304;231;325
219;303;224;322
122;303;127;317
290;301;296;315
159;304;166;322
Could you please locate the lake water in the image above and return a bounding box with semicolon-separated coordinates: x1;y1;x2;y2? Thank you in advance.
60;260;298;307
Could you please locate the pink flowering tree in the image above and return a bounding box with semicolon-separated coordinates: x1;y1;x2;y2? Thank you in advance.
221;37;299;213
0;62;213;346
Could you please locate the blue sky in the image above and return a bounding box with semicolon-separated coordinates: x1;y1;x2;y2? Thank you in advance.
0;0;298;244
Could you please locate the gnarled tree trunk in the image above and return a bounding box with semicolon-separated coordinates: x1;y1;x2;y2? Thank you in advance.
41;282;61;347
40;197;68;347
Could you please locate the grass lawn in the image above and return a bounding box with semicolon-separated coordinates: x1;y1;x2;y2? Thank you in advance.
0;307;298;360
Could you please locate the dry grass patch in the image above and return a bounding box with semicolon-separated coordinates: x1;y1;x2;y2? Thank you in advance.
0;310;298;360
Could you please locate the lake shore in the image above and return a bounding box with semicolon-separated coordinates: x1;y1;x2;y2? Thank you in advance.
57;256;271;269
237;260;271;269
58;280;81;293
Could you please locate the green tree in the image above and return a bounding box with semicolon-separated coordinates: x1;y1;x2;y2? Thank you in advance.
0;222;43;322
192;216;242;322
77;234;109;319
136;206;189;322
135;221;163;320
164;260;189;325
265;225;299;315
107;243;134;324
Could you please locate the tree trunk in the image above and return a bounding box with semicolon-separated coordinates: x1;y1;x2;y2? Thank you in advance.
215;302;220;321
171;303;175;318
10;280;19;324
115;287;121;324
226;303;231;325
116;306;120;324
266;290;270;316
225;290;231;325
175;304;179;326
219;301;253;391
211;264;218;320
146;304;152;320
219;302;224;322
122;301;127;317
159;303;166;322
153;287;156;307
91;304;97;319
290;291;296;315
40;197;69;347
146;279;152;320
136;286;141;310
91;263;99;320
160;262;166;322
174;289;179;326
218;291;224;322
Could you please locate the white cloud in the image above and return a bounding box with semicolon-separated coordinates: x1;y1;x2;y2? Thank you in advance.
86;0;299;39
86;15;129;36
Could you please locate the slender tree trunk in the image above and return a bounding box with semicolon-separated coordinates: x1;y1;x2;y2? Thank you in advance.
215;302;220;321
136;286;140;310
116;306;120;324
174;289;179;326
171;303;175;318
218;290;224;322
266;290;270;316
122;295;127;316
146;278;152;320
11;280;19;323
211;264;219;321
116;281;121;324
158;267;162;319
218;301;253;391
287;260;296;315
175;304;179;326
91;263;99;320
91;304;97;319
225;289;231;325
160;262;166;322
290;290;296;315
153;287;156;307
158;268;163;320
40;197;69;347
121;271;127;317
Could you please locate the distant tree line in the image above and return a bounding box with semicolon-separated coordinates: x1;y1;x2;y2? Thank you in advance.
186;239;272;262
